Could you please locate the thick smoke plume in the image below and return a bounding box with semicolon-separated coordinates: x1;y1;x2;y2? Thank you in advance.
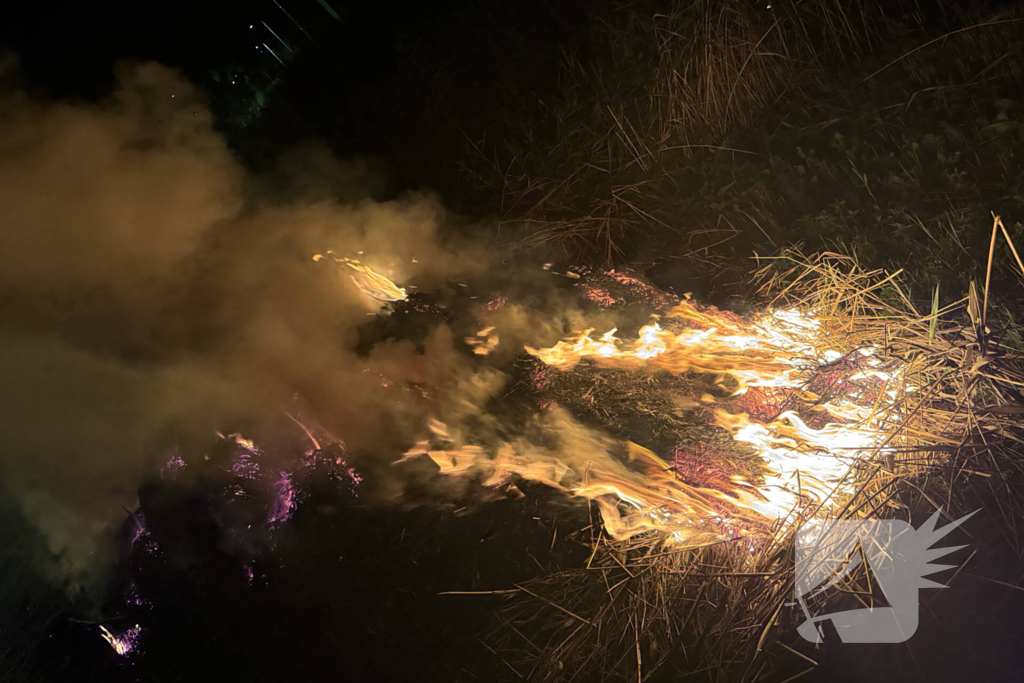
0;60;499;580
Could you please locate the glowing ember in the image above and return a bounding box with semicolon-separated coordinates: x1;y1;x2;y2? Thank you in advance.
161;450;186;479
128;511;147;546
268;471;297;528
578;284;624;308
125;582;152;609
231;447;261;480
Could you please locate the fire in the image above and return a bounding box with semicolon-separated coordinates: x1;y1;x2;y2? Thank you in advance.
99;624;141;657
465;326;500;355
524;303;851;394
399;423;730;545
405;300;908;545
313;252;408;302
344;260;407;302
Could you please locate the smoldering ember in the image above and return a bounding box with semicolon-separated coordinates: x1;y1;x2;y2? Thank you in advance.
2;2;1024;682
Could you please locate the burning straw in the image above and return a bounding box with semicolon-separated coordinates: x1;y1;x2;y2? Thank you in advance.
415;215;1024;681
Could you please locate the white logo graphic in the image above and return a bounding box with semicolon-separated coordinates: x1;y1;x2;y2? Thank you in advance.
793;509;975;643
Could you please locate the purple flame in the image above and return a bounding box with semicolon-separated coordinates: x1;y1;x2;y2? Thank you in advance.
268;471;297;528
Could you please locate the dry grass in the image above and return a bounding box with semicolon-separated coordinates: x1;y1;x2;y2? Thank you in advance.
464;0;879;259
646;0;863;152
479;216;1024;682
464;1;1024;277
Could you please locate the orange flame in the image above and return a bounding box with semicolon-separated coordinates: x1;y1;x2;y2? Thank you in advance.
313;252;407;302
404;302;906;545
466;326;500;355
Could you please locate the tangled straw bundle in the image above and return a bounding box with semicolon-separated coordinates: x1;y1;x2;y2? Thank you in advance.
481;217;1024;682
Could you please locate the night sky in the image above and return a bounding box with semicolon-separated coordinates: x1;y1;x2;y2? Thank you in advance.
0;0;592;197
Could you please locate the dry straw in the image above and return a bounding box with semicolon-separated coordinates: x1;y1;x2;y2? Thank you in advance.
477;215;1024;682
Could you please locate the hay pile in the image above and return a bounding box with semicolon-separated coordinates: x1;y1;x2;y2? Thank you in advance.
484;218;1024;682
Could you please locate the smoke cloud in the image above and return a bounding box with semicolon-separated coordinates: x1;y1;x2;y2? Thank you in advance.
0;60;496;579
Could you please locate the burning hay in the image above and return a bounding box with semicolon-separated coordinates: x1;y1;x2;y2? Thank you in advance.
414;268;921;544
405;217;1024;681
313;251;409;303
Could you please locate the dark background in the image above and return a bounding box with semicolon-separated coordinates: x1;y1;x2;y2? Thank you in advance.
2;1;1023;682
1;0;592;200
